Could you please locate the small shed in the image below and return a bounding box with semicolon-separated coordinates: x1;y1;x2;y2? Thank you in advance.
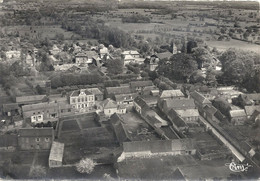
49;141;64;168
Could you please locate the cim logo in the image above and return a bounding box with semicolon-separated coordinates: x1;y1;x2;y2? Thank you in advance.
225;162;252;172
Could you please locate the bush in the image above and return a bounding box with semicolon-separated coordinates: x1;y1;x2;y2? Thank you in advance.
76;158;96;174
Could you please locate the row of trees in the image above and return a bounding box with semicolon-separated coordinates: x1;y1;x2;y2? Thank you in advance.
122;14;151;23
50;73;104;88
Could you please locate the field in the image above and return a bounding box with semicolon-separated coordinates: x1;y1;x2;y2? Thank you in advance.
61;119;81;132
2;25;80;40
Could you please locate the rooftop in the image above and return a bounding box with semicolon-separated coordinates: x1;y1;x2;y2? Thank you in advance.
123;139;195;153
244;106;260;116
49;141;64;162
175;109;200;118
153;51;173;60
190;91;211;104
87;88;103;95
106;86;132;95
70;89;93;97
103;98;117;109
130;80;153;88
163;99;196;110
229;109;247;118
18;128;54;137
160;90;184;99
16;95;46;104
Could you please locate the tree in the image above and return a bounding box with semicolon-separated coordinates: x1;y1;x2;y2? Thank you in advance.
76;158;96;174
187;40;197;53
157;53;198;82
219;48;258;88
192;47;214;69
29;165;46;179
106;59;123;75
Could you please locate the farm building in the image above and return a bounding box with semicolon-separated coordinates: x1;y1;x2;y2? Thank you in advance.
129;80;154;92
49;141;65;168
2;103;19;117
117;139;196;161
16;95;47;105
160;89;185;99
18;128;54;150
158;98;196;114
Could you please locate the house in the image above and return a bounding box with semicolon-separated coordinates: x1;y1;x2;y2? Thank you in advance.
160;90;185;99
0;135;17;151
50;44;61;55
5;50;21;59
129;80;154;92
114;93;136;106
102;99;126;117
152;51;173;61
49;141;64;168
167;109;189;133
22;102;72;123
169;109;200;125
244;106;260;119
158;99;196;114
69;89;95;112
202;105;218;122
122;54;135;65
110;113;131;143
122;50;140;58
17;128;54;150
2;103;19;117
105;85;132;99
141;95;158;107
229;110;247;125
133;96;151;117
75;51;99;65
117;139;196;161
144;56;160;71
16;95;47;105
141;86;159;96
99;45;108;58
190;91;212;113
87;88;104;101
236;94;260;107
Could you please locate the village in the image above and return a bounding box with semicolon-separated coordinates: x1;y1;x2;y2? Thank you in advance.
0;0;260;180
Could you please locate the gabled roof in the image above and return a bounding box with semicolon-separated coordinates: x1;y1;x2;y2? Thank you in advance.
130;80;153;88
106;86;132;95
167;109;187;127
244;106;260;116
110;113;131;143
103;98;117;109
203;105;217;115
76;51;98;58
16;95;46;104
22;102;70;112
190;91;211;104
70;89;93;97
114;93;136;102
123;139;195;153
87;88;103;95
49;141;64;162
163;99;196;110
2;103;19;112
229;109;247;118
122;50;139;55
153;51;173;60
160;90;184;99
18;128;54;137
124;54;135;60
134;96;149;109
175;109;200;118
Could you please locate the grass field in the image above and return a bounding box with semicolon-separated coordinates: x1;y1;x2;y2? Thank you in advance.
2;25;80;40
61;119;81;132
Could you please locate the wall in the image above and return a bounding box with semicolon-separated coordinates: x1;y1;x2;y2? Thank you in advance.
18;136;52;150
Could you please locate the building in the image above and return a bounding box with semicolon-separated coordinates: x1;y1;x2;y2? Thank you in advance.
110;113;131;144
141;86;159;96
2;103;19;117
102;99;126;117
17;128;54;150
244;106;260;119
87;88;104;101
75;51;98;65
144;56;159;71
167;109;189;133
22;102;72;123
114;93;136;106
202;105;218;122
190;91;212;113
121;50;140;65
50;44;61;55
122;50;140;58
229;110;247;125
49;141;64;168
16;95;47;105
99;45;108;58
160;90;185;99
158;98;196;114
151;51;173;61
5;50;21;59
117;139;196;161
129;80;154;92
105;85;132;99
69;89;95;112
